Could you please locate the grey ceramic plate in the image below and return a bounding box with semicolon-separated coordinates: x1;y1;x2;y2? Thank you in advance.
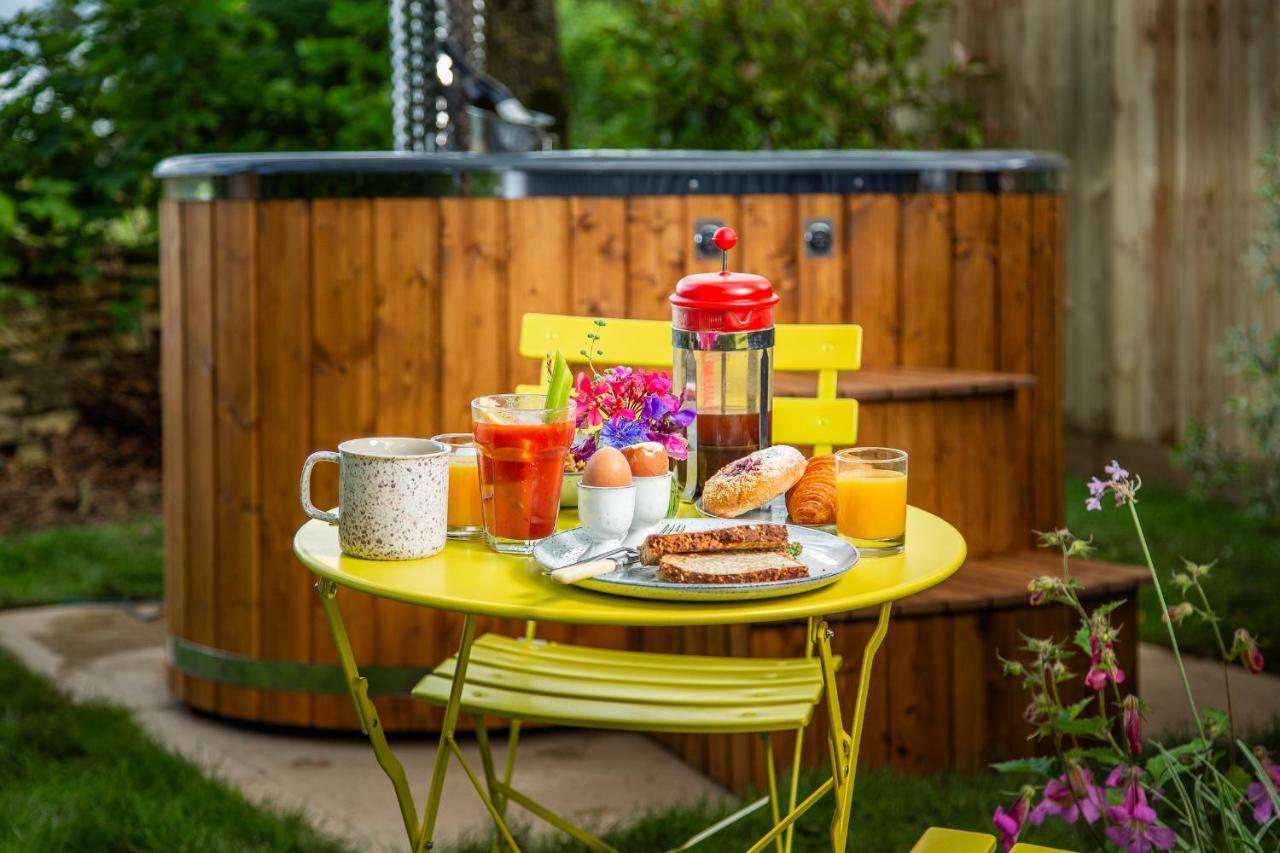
692;496;837;534
533;518;859;602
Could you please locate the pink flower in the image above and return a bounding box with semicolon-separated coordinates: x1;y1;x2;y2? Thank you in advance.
992;787;1032;851
1122;695;1144;756
1234;628;1265;675
1086;632;1125;691
1029;764;1105;826
1165;602;1194;625
1105;777;1177;851
1246;756;1280;824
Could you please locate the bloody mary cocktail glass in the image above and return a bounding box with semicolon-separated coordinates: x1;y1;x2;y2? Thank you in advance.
471;394;575;554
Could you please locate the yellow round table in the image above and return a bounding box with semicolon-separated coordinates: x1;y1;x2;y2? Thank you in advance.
294;506;966;852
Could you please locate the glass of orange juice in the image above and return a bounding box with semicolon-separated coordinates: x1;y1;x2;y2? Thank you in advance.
835;447;907;556
431;433;484;540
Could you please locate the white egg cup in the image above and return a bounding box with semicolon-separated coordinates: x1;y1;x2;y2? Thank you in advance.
577;482;637;548
632;472;672;528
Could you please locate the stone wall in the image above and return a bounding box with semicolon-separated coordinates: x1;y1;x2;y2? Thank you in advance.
0;258;159;467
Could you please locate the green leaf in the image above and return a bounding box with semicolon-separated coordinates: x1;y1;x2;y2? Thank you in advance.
1058;717;1107;737
1094;599;1127;617
1074;624;1092;655
1080;747;1125;767
990;756;1055;776
1060;696;1093;721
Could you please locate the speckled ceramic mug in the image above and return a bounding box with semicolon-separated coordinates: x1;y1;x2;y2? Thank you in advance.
299;437;449;560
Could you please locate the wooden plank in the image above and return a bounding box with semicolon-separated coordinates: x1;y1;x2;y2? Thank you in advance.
900;195;953;368
1031;195;1065;531
508;198;572;386
885;400;939;515
372;198;442;730
886;617;953;772
626;197;684;321
180;202;216;711
212;200;261;719
310;199;377;728
933;398;983;556
854;401;887;448
741;195;799;323
951;194;998;370
796;194;845;323
159;201;186;702
846;195;901;366
997;194;1033;374
950;614;986;771
255;200;313;726
441;198;507;431
569;197;627;317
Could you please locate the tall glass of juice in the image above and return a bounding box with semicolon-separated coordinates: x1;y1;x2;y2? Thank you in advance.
431;433;484;540
471;394;575;554
835;447;908;556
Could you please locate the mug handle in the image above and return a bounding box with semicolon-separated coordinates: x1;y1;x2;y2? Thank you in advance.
300;451;341;524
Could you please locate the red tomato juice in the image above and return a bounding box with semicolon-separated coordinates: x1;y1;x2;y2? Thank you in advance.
472;419;574;541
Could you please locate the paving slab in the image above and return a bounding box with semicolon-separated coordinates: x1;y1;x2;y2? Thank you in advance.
0;603;729;851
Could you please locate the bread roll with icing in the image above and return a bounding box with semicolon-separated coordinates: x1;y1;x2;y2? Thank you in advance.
701;446;807;518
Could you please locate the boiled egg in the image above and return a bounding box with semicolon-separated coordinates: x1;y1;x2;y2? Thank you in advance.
582;446;633;487
621;441;669;477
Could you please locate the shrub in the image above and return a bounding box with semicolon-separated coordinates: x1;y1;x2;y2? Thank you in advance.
558;0;986;150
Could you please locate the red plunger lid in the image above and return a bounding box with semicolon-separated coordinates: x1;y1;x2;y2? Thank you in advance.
670;227;778;332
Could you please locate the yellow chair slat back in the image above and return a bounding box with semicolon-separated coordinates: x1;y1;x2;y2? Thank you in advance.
519;313;862;453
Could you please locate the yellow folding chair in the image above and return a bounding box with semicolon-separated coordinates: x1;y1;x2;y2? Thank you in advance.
414;313;862;852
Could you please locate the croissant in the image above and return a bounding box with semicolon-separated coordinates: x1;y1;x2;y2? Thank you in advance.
785;454;837;525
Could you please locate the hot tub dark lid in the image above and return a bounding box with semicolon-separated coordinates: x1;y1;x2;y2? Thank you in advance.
155;149;1067;200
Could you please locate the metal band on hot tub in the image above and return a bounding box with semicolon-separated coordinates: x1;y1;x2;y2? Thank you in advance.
154;149;1067;200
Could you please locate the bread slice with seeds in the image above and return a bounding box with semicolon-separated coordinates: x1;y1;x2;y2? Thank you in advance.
657;551;808;584
639;523;788;565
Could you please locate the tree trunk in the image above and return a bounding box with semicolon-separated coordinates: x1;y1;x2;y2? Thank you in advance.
484;0;570;146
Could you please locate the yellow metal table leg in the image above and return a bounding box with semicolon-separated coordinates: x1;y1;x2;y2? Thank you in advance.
416;612;479;852
817;602;892;852
316;580;420;847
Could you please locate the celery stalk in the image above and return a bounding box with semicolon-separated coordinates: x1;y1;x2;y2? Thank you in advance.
545;350;572;411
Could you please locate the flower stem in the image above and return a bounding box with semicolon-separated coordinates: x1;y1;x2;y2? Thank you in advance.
1193;580;1237;763
1127;502;1206;741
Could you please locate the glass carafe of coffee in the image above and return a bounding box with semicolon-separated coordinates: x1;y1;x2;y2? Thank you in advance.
670;226;778;500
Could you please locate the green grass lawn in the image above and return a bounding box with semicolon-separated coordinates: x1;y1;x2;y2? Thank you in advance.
446;771;1080;852
1064;474;1280;657
0;517;163;607
0;651;343;852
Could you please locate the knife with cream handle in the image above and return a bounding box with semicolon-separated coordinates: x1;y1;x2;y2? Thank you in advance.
549;559;621;584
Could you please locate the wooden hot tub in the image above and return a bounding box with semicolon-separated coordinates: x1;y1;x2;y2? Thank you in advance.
154;151;1078;772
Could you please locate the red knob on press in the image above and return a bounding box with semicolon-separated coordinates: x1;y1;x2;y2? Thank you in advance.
667;222;777;500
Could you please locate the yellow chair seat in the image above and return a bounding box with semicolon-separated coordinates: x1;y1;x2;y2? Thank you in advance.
910;827;997;853
413;633;831;734
1011;844;1076;852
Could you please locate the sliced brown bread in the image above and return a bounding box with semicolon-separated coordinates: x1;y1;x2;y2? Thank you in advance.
657;551;809;584
639;523;789;565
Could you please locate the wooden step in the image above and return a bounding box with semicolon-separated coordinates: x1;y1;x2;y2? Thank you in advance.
776;366;1037;401
836;550;1150;620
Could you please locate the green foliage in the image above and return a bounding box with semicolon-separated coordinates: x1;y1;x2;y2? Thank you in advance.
0;0;390;286
1179;144;1280;516
0;652;347;851
558;0;986;150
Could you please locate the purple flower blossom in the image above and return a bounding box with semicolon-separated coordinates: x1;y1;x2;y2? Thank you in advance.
601;415;647;449
1087;476;1109;496
1029;765;1105;826
1085;495;1103;512
1246;757;1280;824
1105;777;1177;852
992;788;1032;851
1105;459;1131;480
